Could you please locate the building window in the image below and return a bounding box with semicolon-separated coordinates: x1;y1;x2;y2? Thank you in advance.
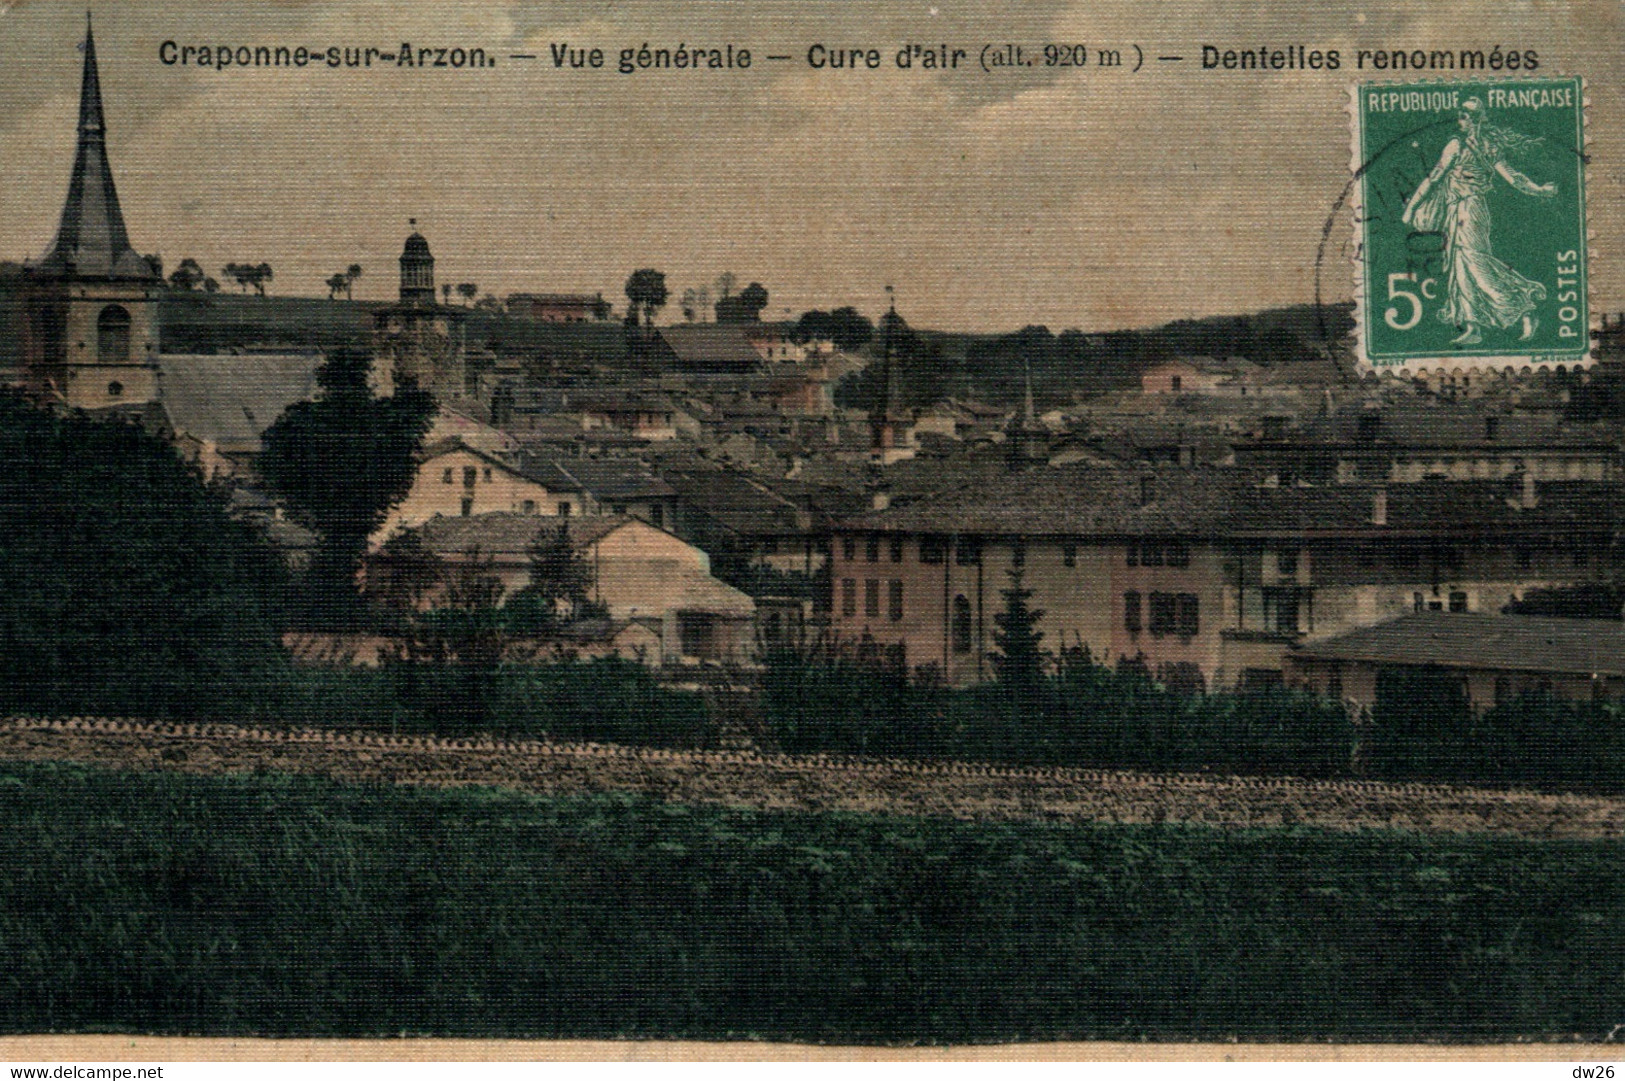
1062;542;1077;568
1414;591;1425;613
651;505;664;528
1126;542;1137;568
1149;592;1177;637
864;579;880;618
1124;591;1142;634
96;305;131;365
522;500;536;514
1140;542;1164;568
460;497;473;517
1177;593;1200;638
955;538;982;565
866;536;880;563
612;504;628;517
463;466;477;487
843;536;856;562
484;468;493;483
890;536;904;563
920;536;946;564
1278;549;1299;578
1165;542;1190;568
106;381;123;398
841;578;856;617
951;595;973;653
888;580;904;622
557;502;572;516
443;468;454;484
1449;591;1468;613
1263;588;1300;634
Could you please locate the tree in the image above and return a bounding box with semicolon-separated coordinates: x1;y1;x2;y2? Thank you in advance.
991;568;1048;695
143;253;163;279
714;271;736;301
364;529;446;616
624;268;669;328
716;281;769;323
457;282;478;306
680;287;698;322
344;263;362;300
739;281;769;320
222;262;250;293
504;521;603;634
325;273;349;300
257;349;437;624
794;307;874;350
254;263;274;296
169;257;206;291
0;390;287;718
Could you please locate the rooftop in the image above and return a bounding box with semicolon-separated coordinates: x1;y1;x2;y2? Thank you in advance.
1293;612;1625;678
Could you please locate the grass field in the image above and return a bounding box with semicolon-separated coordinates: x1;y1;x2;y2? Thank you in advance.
1;760;1621;1044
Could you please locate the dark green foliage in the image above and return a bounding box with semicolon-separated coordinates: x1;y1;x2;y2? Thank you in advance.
0;391;287;719
1503;583;1624;620
792;306;873;350
503;521;604;634
759;648;1356;777
1;761;1621;1043
623;268;668;327
1369;667;1476;780
833;309;947;411
963;303;1354;404
257;349;436;624
990;569;1046;695
1369;674;1625;793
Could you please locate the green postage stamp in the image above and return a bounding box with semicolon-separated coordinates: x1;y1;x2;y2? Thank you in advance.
1353;77;1589;371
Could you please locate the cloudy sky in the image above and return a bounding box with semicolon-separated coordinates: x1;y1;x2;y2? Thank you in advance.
0;0;1618;332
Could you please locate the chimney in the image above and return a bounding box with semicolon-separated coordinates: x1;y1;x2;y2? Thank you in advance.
1139;475;1155;506
1521;470;1537;510
1371;487;1388;526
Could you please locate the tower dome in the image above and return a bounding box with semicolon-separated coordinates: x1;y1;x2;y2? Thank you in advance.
398;218;435;305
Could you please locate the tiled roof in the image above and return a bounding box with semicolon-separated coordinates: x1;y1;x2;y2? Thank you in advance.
1293;612;1625;678
515;453;675;500
839;465;1625;538
416;512;635;556
157;353;322;450
658;325;764;366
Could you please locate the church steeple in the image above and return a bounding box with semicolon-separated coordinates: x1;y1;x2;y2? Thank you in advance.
33;14;154;281
17;17;162;411
869;286;916;465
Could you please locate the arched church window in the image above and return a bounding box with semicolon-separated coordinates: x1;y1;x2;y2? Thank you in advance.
97;305;131;365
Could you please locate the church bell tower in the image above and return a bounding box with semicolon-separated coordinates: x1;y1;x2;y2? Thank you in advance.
21;16;160;409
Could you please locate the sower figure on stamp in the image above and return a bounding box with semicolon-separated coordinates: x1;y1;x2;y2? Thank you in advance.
1402;96;1556;345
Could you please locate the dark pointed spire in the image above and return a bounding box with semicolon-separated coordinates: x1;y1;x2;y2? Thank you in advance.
32;14;155;281
880;284;903;420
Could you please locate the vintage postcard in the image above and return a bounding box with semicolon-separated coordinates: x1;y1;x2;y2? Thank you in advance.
0;0;1623;1066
